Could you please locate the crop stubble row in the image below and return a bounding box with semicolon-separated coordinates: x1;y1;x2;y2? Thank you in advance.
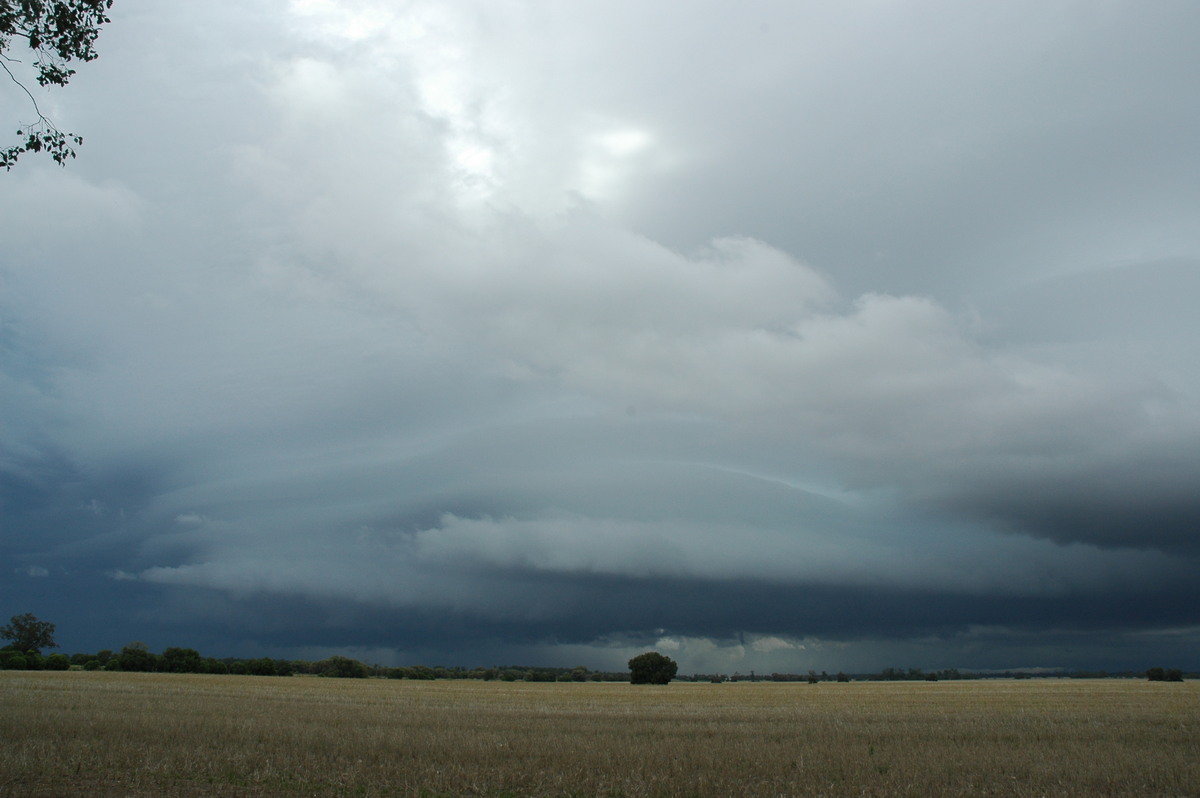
1;671;1197;797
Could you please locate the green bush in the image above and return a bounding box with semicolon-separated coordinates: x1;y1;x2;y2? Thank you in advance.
45;653;70;671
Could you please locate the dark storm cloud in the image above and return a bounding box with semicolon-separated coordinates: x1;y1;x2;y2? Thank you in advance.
3;0;1199;673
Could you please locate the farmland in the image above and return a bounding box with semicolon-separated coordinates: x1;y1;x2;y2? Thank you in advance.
1;671;1197;797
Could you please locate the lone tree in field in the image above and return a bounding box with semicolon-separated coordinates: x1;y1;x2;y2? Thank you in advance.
1146;667;1184;682
1;0;114;169
628;651;678;685
1;612;58;654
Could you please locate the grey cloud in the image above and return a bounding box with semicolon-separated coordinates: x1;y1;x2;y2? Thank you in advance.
3;0;1199;673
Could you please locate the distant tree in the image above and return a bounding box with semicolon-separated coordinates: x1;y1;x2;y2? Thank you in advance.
836;671;850;683
0;652;28;670
0;0;114;169
628;651;678;685
315;655;368;678
45;652;70;670
1;613;58;654
160;647;203;673
1148;667;1184;682
117;641;158;672
244;657;277;677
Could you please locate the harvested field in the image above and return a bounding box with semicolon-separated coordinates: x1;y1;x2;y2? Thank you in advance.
1;671;1197;796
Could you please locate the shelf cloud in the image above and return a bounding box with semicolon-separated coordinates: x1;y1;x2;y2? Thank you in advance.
3;0;1199;674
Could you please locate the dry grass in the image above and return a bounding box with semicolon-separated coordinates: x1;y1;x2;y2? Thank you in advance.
1;671;1197;797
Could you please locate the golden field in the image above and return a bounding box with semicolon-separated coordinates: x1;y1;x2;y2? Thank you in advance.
1;671;1197;797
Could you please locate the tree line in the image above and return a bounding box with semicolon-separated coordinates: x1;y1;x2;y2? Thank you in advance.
1;613;1190;682
0;613;640;680
0;644;647;682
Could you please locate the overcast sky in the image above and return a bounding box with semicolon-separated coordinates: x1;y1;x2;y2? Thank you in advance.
3;0;1199;674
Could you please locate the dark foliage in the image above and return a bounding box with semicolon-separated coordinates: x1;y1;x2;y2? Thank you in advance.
1;612;58;654
315;655;369;678
1146;667;1184;682
628;651;678;685
0;0;114;169
117;641;158;672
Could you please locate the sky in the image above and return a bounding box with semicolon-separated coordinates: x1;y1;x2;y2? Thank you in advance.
3;0;1199;675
